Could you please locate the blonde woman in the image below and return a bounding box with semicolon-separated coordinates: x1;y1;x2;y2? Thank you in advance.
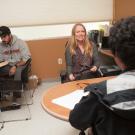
65;23;100;81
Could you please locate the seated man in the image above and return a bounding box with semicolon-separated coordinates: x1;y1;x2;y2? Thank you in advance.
69;16;135;135
0;26;31;101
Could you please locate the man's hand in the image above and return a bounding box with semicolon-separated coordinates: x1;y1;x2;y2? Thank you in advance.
9;66;17;75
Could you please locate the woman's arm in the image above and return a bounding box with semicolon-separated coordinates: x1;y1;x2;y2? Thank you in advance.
65;46;72;74
65;46;75;80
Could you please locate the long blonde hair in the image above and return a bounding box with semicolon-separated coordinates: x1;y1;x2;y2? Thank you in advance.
68;23;93;57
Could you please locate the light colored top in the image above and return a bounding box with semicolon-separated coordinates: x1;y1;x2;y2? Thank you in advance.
0;35;31;66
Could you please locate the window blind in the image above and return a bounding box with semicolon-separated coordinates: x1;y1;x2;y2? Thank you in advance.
0;0;112;27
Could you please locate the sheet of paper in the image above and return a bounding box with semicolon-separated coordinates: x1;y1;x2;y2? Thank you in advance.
52;89;89;110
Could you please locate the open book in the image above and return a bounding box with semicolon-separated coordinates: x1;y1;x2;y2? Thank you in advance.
0;61;8;68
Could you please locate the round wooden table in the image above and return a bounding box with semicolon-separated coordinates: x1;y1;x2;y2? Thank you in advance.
41;76;114;121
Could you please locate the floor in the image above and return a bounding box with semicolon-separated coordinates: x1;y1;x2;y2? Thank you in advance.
0;80;80;135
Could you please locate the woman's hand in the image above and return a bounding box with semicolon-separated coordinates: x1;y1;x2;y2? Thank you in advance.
69;73;75;81
90;66;97;72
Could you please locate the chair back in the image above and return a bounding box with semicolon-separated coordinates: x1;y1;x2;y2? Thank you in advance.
21;58;32;83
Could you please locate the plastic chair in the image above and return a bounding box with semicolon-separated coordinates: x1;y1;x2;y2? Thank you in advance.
0;58;32;122
0;108;4;131
21;58;34;104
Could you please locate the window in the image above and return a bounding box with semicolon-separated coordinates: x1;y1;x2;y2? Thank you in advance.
11;22;110;40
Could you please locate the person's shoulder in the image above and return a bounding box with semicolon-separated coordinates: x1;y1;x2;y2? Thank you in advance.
13;35;27;45
12;35;24;42
84;81;107;92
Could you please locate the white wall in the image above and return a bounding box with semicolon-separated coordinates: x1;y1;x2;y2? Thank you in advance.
11;22;109;40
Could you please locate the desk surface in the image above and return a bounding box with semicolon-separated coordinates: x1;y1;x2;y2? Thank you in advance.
41;76;114;121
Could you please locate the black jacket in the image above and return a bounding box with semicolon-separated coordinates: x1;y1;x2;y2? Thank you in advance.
69;70;135;135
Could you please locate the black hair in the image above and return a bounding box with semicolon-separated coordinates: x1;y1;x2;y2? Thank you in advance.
109;16;135;70
0;26;11;37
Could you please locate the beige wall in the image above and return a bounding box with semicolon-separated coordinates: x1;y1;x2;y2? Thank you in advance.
27;37;68;80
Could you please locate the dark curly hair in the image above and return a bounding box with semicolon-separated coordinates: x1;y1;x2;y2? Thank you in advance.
109;16;135;70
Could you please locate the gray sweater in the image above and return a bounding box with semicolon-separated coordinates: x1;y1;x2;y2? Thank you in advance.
0;35;31;66
65;42;100;75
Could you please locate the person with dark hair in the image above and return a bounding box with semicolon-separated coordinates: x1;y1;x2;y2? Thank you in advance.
69;16;135;135
0;26;31;102
65;23;100;81
0;26;31;80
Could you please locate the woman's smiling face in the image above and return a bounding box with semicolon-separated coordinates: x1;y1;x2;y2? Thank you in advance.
74;25;86;42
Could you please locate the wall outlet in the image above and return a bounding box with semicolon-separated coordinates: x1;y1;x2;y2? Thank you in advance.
57;58;62;64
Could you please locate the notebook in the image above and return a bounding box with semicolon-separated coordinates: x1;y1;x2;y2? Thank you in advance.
0;61;8;68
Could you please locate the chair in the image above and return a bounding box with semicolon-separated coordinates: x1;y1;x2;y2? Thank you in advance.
60;70;69;83
0;108;4;131
0;121;4;131
0;58;32;122
21;58;34;104
59;40;68;83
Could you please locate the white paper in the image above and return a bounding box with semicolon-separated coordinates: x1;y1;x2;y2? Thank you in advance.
0;61;8;67
52;89;89;110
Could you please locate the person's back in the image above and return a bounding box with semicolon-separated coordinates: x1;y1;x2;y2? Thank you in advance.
69;16;135;135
